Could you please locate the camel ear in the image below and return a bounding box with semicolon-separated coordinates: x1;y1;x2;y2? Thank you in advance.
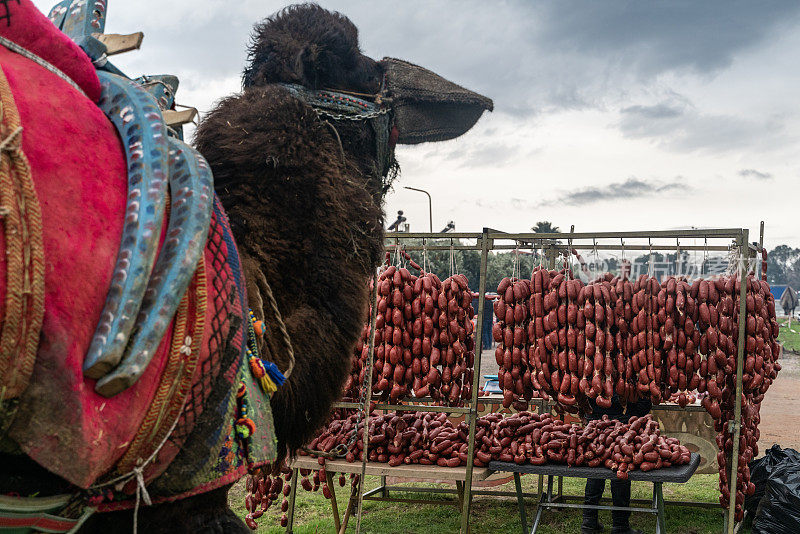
293;44;320;87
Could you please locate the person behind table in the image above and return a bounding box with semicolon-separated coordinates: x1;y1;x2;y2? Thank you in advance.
581;394;651;534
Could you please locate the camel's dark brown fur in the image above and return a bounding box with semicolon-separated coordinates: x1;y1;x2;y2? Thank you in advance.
196;4;392;463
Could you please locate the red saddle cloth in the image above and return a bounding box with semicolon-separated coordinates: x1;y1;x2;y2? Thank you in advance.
0;0;275;495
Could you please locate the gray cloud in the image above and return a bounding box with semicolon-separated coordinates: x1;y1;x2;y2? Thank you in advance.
616;97;789;153
36;0;797;118
739;169;773;180
439;142;540;169
546;177;686;207
620;103;685;120
536;2;800;76
475;176;688;212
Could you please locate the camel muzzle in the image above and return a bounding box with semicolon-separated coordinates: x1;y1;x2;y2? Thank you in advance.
380;57;493;145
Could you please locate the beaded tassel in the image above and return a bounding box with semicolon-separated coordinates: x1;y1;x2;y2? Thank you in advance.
247;309;286;395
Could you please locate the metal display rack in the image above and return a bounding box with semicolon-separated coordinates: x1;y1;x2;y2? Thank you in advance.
288;226;760;534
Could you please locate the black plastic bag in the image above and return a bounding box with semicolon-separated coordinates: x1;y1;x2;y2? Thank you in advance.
752;446;800;534
746;445;800;515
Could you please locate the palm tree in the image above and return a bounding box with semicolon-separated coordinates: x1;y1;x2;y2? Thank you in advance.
531;221;560;234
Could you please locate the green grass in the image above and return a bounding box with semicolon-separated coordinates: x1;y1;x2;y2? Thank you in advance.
778;317;800;353
230;472;730;533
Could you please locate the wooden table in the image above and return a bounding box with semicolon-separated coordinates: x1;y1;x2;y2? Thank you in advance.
287;457;491;534
489;453;701;534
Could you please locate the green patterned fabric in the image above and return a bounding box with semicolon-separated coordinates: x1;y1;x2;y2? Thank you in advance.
148;359;277;497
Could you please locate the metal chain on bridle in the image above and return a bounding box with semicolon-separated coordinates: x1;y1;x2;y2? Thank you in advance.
314;106;390;122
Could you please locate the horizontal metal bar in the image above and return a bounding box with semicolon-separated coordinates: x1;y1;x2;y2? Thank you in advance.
386;232;482;239
364;495;460;506
476;396;704;413
332;401;471;414
539;500;657;514
558;494;719;510
489;229;744;240
385;245;481;252
490;244;733;252
380;485;540;499
377;403;471;413
333;401;363;409
368;484;715;509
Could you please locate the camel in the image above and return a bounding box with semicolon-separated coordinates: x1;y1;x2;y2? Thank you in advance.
0;1;491;532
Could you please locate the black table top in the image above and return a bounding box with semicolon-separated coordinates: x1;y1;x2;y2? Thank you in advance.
489;452;700;483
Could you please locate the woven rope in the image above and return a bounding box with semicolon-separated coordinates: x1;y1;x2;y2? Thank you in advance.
0;64;45;400
260;275;295;379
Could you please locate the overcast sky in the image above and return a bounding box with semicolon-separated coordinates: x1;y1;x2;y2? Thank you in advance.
33;1;800;248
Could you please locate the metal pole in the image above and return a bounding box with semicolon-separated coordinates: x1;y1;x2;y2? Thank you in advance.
286;468;298;533
460;228;491;533
726;229;749;534
354;276;379;533
404;186;433;233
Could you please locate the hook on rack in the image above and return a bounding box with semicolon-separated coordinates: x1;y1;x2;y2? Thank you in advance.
422;237;428;273
449;237;456;277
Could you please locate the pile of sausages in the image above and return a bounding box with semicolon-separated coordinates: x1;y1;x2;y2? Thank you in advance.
298;410;690;477
476;412;691;478
343;258;476;406
300;410;471;467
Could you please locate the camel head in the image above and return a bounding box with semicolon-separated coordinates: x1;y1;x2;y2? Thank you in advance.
241;3;493;197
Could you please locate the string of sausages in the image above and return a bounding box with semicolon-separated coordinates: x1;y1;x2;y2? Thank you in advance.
343;251;476;406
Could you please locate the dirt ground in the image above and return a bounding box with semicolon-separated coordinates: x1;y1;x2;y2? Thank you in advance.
478;346;800;454
757;348;800;452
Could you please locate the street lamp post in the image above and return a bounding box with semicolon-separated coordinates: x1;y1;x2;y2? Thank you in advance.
403;186;432;233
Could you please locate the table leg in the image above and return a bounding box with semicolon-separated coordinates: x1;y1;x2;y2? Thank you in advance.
325;470;341;533
456;480;464;509
286;468;299;534
530;476;552;534
514;473;527;534
537;474;543;500
339;482;359;534
655;482;666;534
557;476;563;504
380;475;388;498
455;481;471;534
